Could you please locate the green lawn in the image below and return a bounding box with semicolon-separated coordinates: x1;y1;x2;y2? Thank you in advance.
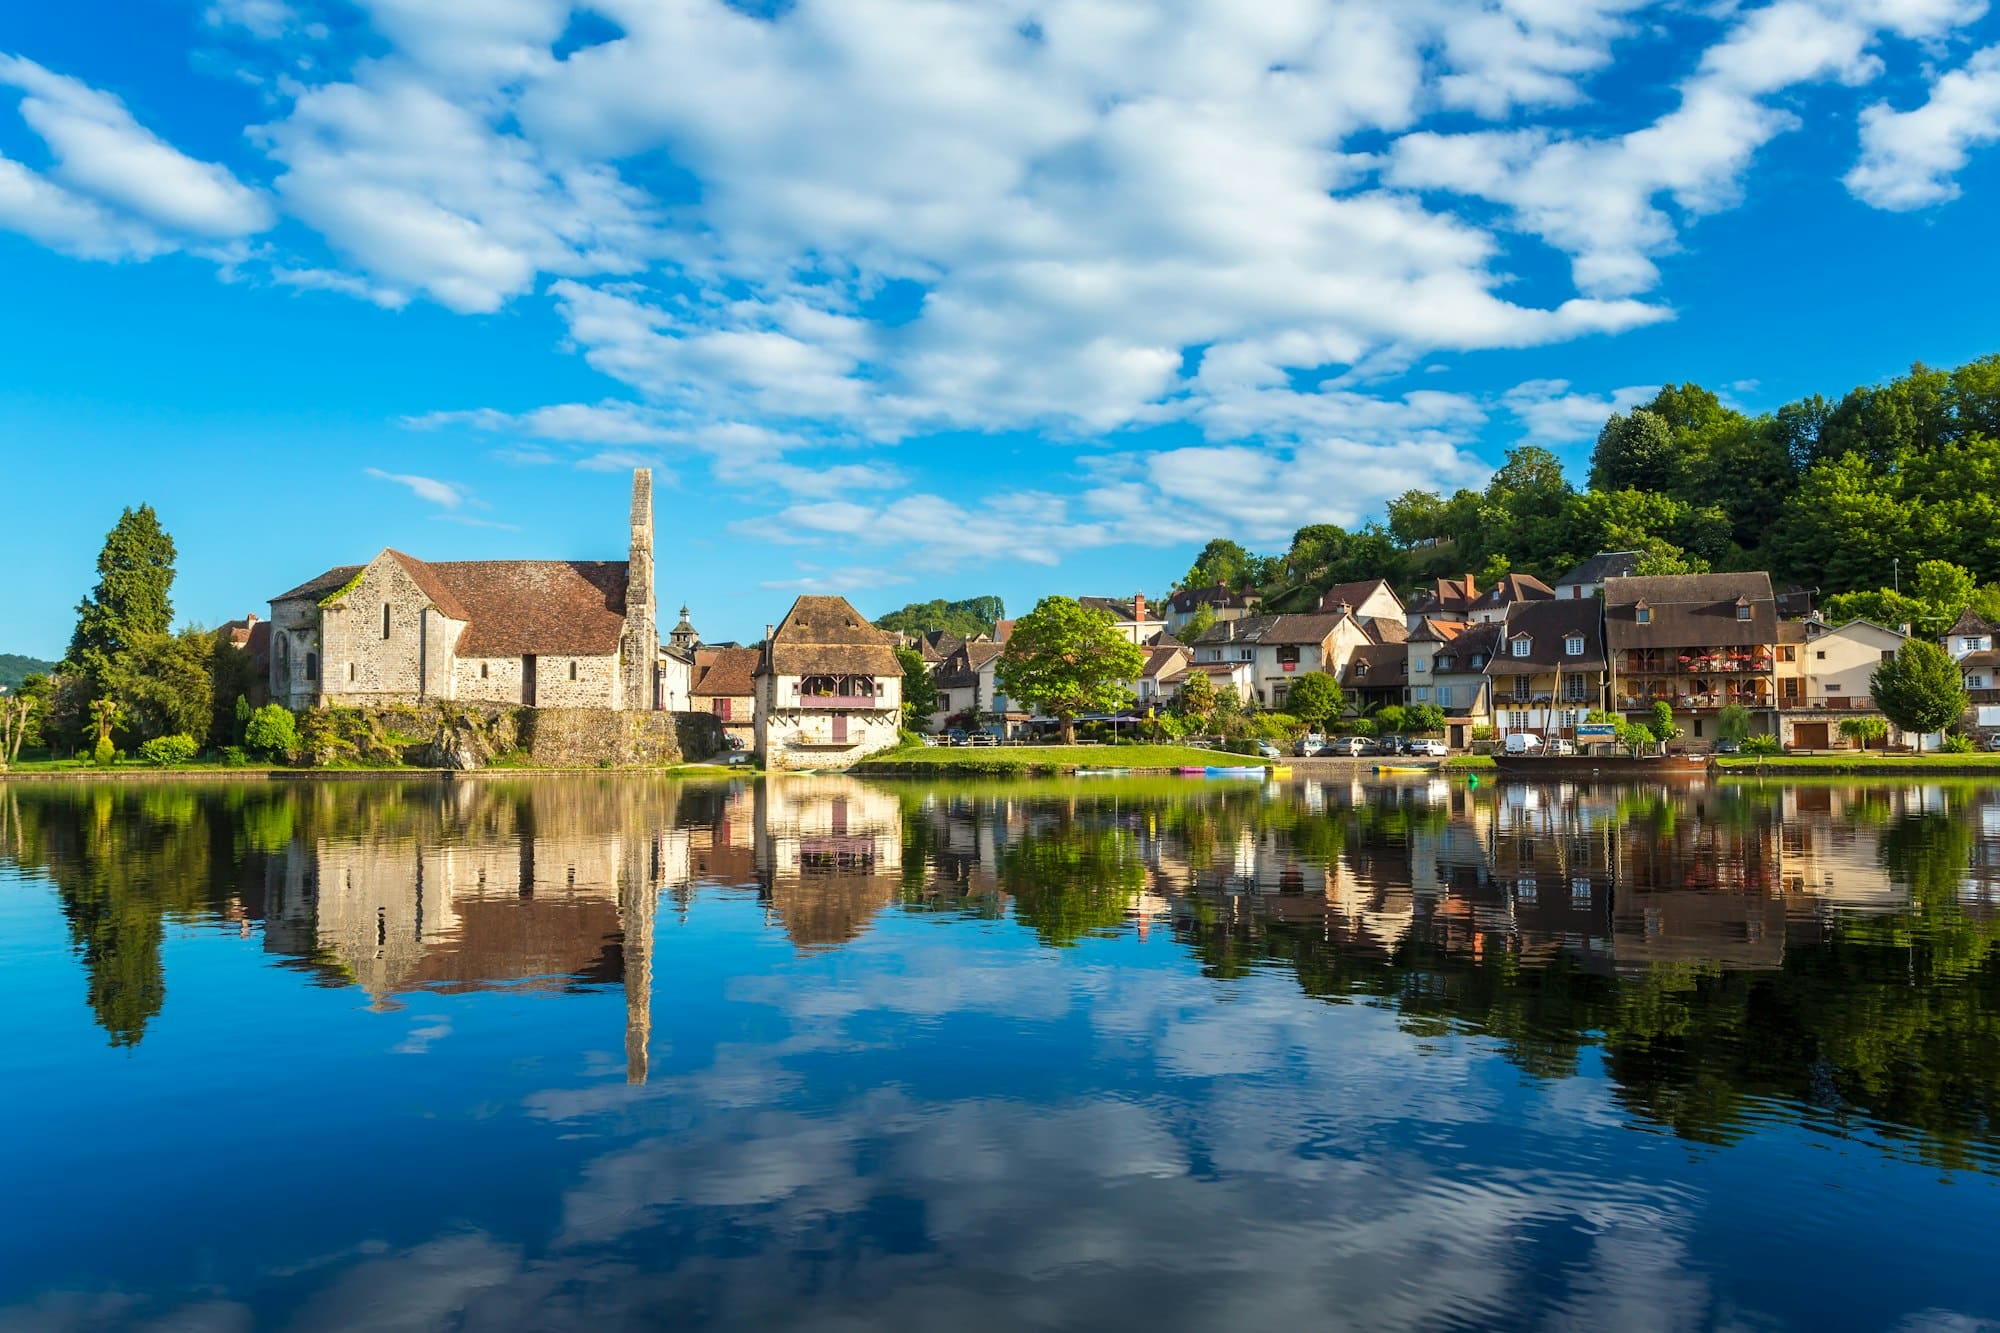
1441;755;1497;770
1714;752;2000;772
854;743;1269;774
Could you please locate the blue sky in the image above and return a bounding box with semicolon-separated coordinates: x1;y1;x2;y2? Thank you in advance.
6;0;2000;656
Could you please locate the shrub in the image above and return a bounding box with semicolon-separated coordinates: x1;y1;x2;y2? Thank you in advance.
1470;725;1496;742
1941;733;1976;755
244;705;300;762
1740;734;1781;756
92;733;117;767
137;734;199;767
221;746;249;767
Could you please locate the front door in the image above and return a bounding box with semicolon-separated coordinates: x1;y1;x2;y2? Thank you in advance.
831;713;848;744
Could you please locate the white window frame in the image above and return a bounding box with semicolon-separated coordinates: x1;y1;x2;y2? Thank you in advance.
1565;635;1584;656
1511;637;1531;658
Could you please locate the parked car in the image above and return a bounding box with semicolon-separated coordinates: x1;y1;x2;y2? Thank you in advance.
946;729;969;746
1293;737;1324;757
1323;736;1372;757
1503;732;1544;755
1377;736;1412;756
1714;738;1742;755
1987;733;2000;751
1255;739;1282;759
1408;738;1449;757
1546;738;1575;757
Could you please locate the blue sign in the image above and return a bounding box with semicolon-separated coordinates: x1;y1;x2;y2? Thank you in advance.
1576;723;1617;740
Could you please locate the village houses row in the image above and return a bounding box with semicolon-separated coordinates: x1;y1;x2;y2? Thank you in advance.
910;558;2000;751
240;470;1997;765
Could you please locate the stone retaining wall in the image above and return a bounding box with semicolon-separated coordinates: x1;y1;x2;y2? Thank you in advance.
524;708;683;768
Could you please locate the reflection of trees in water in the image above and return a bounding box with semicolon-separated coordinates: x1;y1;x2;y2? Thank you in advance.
2;784;286;1046
999;816;1146;948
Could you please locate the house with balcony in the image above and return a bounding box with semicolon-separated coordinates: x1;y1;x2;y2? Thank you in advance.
1407;619;1499;747
1771;618;1905;749
1483;600;1610;741
1135;641;1192;711
753;595;904;771
1605;572;1779;743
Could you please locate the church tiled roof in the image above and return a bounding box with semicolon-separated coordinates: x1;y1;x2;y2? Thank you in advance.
275;553;632;657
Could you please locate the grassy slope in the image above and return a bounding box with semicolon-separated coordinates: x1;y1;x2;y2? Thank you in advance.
853;743;1269;773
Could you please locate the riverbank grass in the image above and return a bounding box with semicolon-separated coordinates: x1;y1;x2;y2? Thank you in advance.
854;743;1268;774
1714;752;2000;773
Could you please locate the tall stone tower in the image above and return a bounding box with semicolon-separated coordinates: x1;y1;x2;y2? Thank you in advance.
621;469;657;710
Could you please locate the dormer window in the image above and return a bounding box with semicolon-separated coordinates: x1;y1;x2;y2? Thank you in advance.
1735;598;1753;622
1470;654;1486;669
1565;635;1584;656
1511;637;1531;657
1355;662;1368;677
1634;603;1651;625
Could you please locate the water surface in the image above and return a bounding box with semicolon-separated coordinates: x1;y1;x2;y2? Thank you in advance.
3;774;1999;1330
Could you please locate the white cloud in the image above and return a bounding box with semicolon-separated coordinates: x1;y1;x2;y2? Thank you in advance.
0;55;272;239
0;152;169;259
1386;0;1981;297
204;0;297;40
364;466;467;509
758;564;916;592
1501;378;1659;443
1847;44;2000;209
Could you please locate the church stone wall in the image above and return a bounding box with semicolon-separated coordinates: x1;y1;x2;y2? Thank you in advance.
452;655;529;706
319;560;462;703
524;708;683;767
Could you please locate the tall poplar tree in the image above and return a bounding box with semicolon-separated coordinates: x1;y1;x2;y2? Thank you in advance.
67;505;177;691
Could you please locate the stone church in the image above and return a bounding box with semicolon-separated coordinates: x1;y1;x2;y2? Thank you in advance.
268;471;664;712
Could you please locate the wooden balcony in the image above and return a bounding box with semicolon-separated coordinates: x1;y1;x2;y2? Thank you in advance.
797;695;884;709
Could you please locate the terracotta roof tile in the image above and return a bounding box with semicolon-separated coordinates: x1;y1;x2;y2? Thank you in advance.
764;595;903;676
692;647;760;699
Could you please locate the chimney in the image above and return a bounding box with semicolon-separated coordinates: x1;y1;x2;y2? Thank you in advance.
1464;573;1477;600
1133;591;1147;623
620;469;658;709
1900;622;1913;638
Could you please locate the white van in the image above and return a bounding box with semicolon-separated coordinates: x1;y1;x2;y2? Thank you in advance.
1504;733;1544;755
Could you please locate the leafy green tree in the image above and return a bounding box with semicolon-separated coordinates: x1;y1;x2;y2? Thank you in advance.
1715;703;1752;744
896;646;938;726
1285;523;1348;579
1285;672;1343;731
1183;538;1256;591
1406;702;1446;734
875;596;1004;639
111;629;216;744
1871;640;1968;750
996;597;1147;744
244;704;299;762
1591;409;1685;494
1374;703;1408;736
66;505;177;693
1183;602;1218;639
1;691;36;766
1839;716;1889;750
1649;701;1682;745
1175;669;1217;723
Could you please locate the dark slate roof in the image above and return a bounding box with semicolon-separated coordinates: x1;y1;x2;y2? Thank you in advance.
1341;643;1408;687
1432;623;1503;672
763;595;902;677
244;620;271;666
691;647;760;699
1555;551;1640;587
1603;572;1777;649
1484;600;1608;675
935;640;1006;689
272;565;365;603
1960;649;2000;672
1168;584;1256;613
1192;614;1279;646
1471;572;1555;611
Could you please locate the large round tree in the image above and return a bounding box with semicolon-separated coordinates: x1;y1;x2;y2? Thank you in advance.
997;597;1147;745
1871;640;1969;751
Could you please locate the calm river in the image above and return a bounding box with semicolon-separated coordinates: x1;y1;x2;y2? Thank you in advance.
3;774;1999;1330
